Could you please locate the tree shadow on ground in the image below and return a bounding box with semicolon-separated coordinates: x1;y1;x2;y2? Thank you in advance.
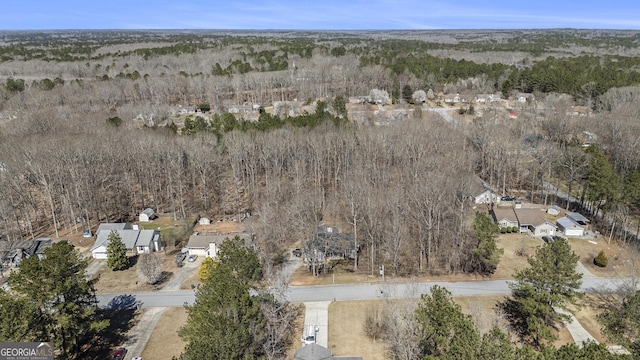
78;294;141;359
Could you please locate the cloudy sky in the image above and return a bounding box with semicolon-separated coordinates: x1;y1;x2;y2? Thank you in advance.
3;0;640;30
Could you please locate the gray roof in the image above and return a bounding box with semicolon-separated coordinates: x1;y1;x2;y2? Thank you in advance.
557;216;583;229
492;208;517;222
514;209;550;227
294;344;362;360
187;233;252;249
294;344;333;360
566;211;589;224
142;208;155;217
92;229;148;251
137;230;157;246
96;223;131;236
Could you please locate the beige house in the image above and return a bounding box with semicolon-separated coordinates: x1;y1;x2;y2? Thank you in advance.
186;233;252;258
514;209;556;237
491;208;519;229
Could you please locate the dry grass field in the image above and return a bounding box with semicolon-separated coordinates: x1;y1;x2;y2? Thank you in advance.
328;300;387;360
93;253;178;294
141;307;188;360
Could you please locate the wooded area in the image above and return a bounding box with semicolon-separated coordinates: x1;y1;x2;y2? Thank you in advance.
1;30;640;277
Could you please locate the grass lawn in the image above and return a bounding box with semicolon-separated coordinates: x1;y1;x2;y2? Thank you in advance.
141;307;188;360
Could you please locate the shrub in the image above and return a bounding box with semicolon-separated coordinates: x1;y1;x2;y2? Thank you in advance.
594;250;608;267
500;227;507;234
511;226;519;233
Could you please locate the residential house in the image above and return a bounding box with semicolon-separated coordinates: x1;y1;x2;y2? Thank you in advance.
514;209;556;236
90;227;160;259
475;93;502;103
491;208;519;230
517;93;535;103
227;104;256;114
171;106;197;115
304;225;355;265
0;238;52;267
471;177;498;205
139;208;156;222
186;233;253;258
294;344;362;360
556;217;585;237
546;205;562;216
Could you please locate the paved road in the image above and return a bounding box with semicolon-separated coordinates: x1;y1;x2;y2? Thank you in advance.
97;277;626;309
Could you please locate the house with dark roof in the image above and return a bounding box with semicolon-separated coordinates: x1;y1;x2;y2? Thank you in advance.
0;238;52;267
303;225;355;264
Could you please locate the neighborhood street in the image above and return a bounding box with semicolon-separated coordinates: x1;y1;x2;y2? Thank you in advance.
97;276;626;309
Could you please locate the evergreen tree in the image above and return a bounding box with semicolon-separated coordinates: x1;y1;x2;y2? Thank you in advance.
586;145;621;213
179;236;267;360
106;230;128;271
3;242;108;359
505;238;582;346
415;285;481;359
469;211;503;275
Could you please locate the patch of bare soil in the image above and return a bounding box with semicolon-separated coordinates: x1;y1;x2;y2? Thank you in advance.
193;217;248;234
93;253;177;294
141;307;188;360
328;300;386;360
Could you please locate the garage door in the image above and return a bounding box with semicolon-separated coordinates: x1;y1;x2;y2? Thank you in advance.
93;252;107;259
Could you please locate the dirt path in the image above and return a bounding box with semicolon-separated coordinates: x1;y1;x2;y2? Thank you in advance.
123;307;168;359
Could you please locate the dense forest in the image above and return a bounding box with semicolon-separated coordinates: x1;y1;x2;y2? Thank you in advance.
1;30;640;277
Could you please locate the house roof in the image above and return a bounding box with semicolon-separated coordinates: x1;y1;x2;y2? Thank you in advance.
492;208;517;222
294;344;333;360
514;209;550;227
547;205;562;211
96;223;131;236
566;211;589;224
137;230;157;246
92;229;146;251
186;233;252;249
557;217;583;229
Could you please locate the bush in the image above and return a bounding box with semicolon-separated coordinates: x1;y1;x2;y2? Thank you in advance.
594;250;608;267
500;227;507;234
511;226;519;233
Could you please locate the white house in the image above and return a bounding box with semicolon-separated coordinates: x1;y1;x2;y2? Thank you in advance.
471;177;498;205
139;208;155;222
556;217;585;237
514;209;556;236
186;233;252;258
90;228;160;259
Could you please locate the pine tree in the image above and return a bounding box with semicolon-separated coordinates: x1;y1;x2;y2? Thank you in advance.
179;236;267;360
3;242;108;358
415;285;481;359
106;230;128;271
505;238;582;346
469;211;503;275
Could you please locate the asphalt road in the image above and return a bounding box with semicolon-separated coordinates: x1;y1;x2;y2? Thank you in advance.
96;277;626;309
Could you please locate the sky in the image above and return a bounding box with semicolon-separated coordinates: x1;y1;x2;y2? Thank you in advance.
2;0;640;30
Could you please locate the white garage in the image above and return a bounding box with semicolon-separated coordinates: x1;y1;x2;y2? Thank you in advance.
556;217;584;237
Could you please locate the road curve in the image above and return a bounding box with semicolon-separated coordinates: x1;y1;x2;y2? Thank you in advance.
96;277;626;309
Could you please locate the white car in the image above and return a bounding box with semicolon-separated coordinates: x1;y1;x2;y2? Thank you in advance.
187;254;198;262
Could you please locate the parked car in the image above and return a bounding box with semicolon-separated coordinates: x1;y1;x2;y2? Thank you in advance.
292;248;302;257
187;254;198;262
501;195;516;201
113;347;127;360
542;236;553;243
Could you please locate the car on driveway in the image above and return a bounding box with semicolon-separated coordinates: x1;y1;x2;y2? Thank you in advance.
501;195;516;201
187;254;198;262
113;347;127;360
542;236;553;243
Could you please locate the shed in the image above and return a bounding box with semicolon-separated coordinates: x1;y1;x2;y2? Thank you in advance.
547;205;562;216
139;208;156;222
556;217;584;237
199;217;211;225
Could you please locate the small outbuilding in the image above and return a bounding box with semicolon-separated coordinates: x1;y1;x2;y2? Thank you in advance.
547;205;562;216
139;208;156;222
199;217;211;225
